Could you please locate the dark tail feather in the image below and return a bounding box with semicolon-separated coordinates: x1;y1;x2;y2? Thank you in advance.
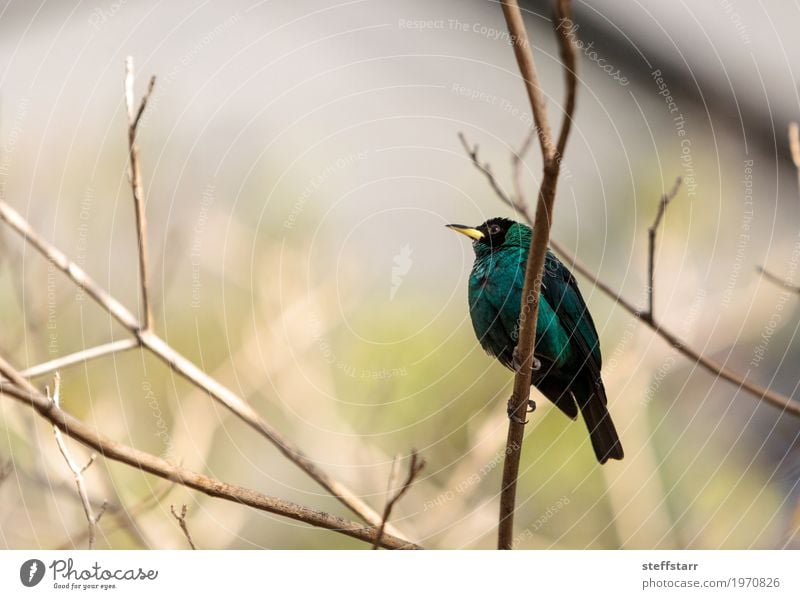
535;377;579;420
580;398;624;463
574;377;624;464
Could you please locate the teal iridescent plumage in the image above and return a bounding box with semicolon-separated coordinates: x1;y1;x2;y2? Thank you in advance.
447;217;623;464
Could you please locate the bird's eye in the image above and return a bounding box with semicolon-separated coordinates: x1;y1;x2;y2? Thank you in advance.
488;224;501;235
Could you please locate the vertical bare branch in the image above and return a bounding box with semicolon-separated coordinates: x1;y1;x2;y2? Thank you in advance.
646;177;683;322
497;0;577;550
553;2;577;157
372;450;425;550
502;3;557;163
48;373;108;549
124;57;156;331
170;504;198;549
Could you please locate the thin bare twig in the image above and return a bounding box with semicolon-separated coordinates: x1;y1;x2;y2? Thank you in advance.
22;465;110;510
0;61;402;536
757;265;800;294
170;504;197;549
372;450;425;550
0;189;401;540
756;122;800;295
48;373;108;549
553;5;577;158
497;0;577;550
505;4;557;162
57;482;175;550
125;57;156;332
646;177;683;322
21;338;140;379
0;203;139;329
0;379;421;550
0;60;418;547
460;132;534;223
458;133;518;212
16;457;131;551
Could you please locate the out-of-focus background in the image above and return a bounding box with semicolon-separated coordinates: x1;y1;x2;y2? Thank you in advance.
1;0;799;549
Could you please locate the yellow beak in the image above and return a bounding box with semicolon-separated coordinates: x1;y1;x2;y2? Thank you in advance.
446;224;484;241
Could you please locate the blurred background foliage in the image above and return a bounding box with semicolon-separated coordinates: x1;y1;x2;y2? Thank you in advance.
1;0;799;549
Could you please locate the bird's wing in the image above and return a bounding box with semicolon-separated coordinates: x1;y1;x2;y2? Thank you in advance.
480;248;574;372
541;250;603;373
542;252;621;458
470;252;526;369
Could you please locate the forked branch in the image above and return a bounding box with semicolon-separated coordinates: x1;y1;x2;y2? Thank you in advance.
646;177;683;323
0;58;407;540
372;451;425;549
170;504;197;550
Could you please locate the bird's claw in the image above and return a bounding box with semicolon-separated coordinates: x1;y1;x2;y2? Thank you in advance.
512;347;542;373
506;397;535;424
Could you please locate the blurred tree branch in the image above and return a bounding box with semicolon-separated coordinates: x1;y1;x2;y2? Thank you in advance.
0;199;400;533
0;374;421;550
497;0;577;550
0;57;412;546
756;265;800;294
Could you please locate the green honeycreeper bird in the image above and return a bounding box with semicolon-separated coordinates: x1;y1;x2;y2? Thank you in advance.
447;217;624;464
